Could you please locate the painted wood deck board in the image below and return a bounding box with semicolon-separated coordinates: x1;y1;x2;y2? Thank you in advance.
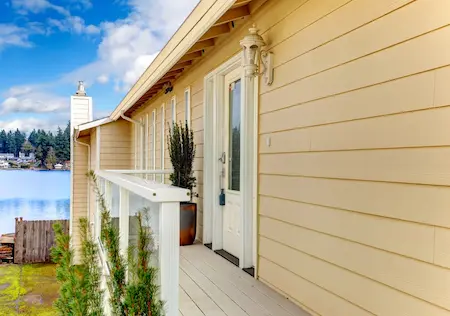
179;243;310;316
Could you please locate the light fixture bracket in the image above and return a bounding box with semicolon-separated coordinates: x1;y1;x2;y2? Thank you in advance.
239;24;274;86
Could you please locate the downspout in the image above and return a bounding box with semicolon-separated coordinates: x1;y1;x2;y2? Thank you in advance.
121;110;144;169
74;128;91;224
121;110;143;126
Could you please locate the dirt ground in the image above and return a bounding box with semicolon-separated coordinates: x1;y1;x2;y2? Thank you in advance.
0;263;59;315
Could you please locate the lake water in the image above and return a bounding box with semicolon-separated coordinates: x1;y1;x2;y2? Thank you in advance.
0;170;70;235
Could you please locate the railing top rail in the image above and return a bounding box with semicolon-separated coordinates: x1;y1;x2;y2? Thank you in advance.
95;170;190;203
106;169;173;175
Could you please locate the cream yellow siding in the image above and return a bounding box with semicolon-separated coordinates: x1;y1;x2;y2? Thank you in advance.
100;119;132;170
72;137;89;261
88;128;97;226
256;0;450;314
86;0;450;314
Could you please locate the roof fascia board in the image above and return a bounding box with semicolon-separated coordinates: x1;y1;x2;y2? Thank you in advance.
110;0;236;120
78;117;112;132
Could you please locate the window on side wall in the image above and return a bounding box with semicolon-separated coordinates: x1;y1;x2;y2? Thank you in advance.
184;87;191;127
144;113;149;173
139;117;144;171
134;123;139;170
151;110;156;180
160;104;165;183
171;96;177;127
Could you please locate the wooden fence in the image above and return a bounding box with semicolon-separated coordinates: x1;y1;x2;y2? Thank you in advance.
14;218;69;264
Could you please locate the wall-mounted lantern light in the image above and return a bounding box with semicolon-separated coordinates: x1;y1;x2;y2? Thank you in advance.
239;24;273;85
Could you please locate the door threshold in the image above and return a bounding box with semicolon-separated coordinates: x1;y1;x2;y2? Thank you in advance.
214;249;239;267
243;267;255;277
206;246;254;276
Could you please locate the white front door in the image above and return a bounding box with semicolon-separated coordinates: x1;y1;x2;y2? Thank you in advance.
222;68;242;258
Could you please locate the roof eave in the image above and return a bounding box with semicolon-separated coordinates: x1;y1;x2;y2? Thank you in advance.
109;0;237;121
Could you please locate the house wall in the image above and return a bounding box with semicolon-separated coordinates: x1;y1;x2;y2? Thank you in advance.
100;119;132;170
132;78;205;240
88;128;97;226
70;95;93;263
72;136;89;262
128;0;450;314
257;0;450;315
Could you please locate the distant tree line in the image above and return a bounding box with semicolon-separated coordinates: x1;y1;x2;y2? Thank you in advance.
0;121;70;169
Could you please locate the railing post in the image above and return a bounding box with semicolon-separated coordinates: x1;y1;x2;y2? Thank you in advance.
158;201;180;316
119;188;129;260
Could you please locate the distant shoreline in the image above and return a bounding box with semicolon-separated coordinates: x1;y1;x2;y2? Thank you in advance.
0;169;70;172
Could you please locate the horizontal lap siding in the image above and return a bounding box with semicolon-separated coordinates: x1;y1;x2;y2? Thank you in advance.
258;0;450;315
72;137;89;263
100;120;132;170
133;79;205;241
89;129;97;226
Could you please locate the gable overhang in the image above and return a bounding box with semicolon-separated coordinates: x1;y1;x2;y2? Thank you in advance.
109;0;256;120
75;117;112;138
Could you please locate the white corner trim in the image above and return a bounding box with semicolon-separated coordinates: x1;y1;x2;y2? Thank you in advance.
96;126;101;170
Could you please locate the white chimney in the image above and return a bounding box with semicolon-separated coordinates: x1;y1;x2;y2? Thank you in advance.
70;81;93;261
70;81;92;134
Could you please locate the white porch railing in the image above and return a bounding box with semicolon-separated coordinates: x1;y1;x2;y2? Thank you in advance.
94;170;190;316
107;169;173;183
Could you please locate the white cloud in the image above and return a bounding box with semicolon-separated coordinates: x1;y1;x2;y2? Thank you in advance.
12;0;99;36
0;117;66;132
0;23;46;50
1;85;69;114
11;0;70;16
48;16;100;35
96;74;109;84
62;0;199;91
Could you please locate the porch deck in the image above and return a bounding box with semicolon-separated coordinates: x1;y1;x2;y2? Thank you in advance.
179;243;309;316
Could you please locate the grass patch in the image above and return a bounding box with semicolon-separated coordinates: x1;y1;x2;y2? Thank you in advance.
0;264;59;315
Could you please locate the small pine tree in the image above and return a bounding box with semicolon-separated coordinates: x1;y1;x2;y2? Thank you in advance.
79;218;104;316
89;171;164;316
89;171;127;315
51;221;81;315
51;219;104;316
123;210;164;315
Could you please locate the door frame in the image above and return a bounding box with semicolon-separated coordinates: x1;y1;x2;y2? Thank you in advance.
203;52;258;272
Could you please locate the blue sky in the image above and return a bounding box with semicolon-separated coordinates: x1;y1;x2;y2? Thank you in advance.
0;0;198;132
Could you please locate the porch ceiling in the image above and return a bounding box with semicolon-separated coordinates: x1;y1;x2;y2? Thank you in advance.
123;0;262;116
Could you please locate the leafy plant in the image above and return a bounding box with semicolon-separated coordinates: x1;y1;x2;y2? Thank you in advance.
51;218;104;316
167;121;196;199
